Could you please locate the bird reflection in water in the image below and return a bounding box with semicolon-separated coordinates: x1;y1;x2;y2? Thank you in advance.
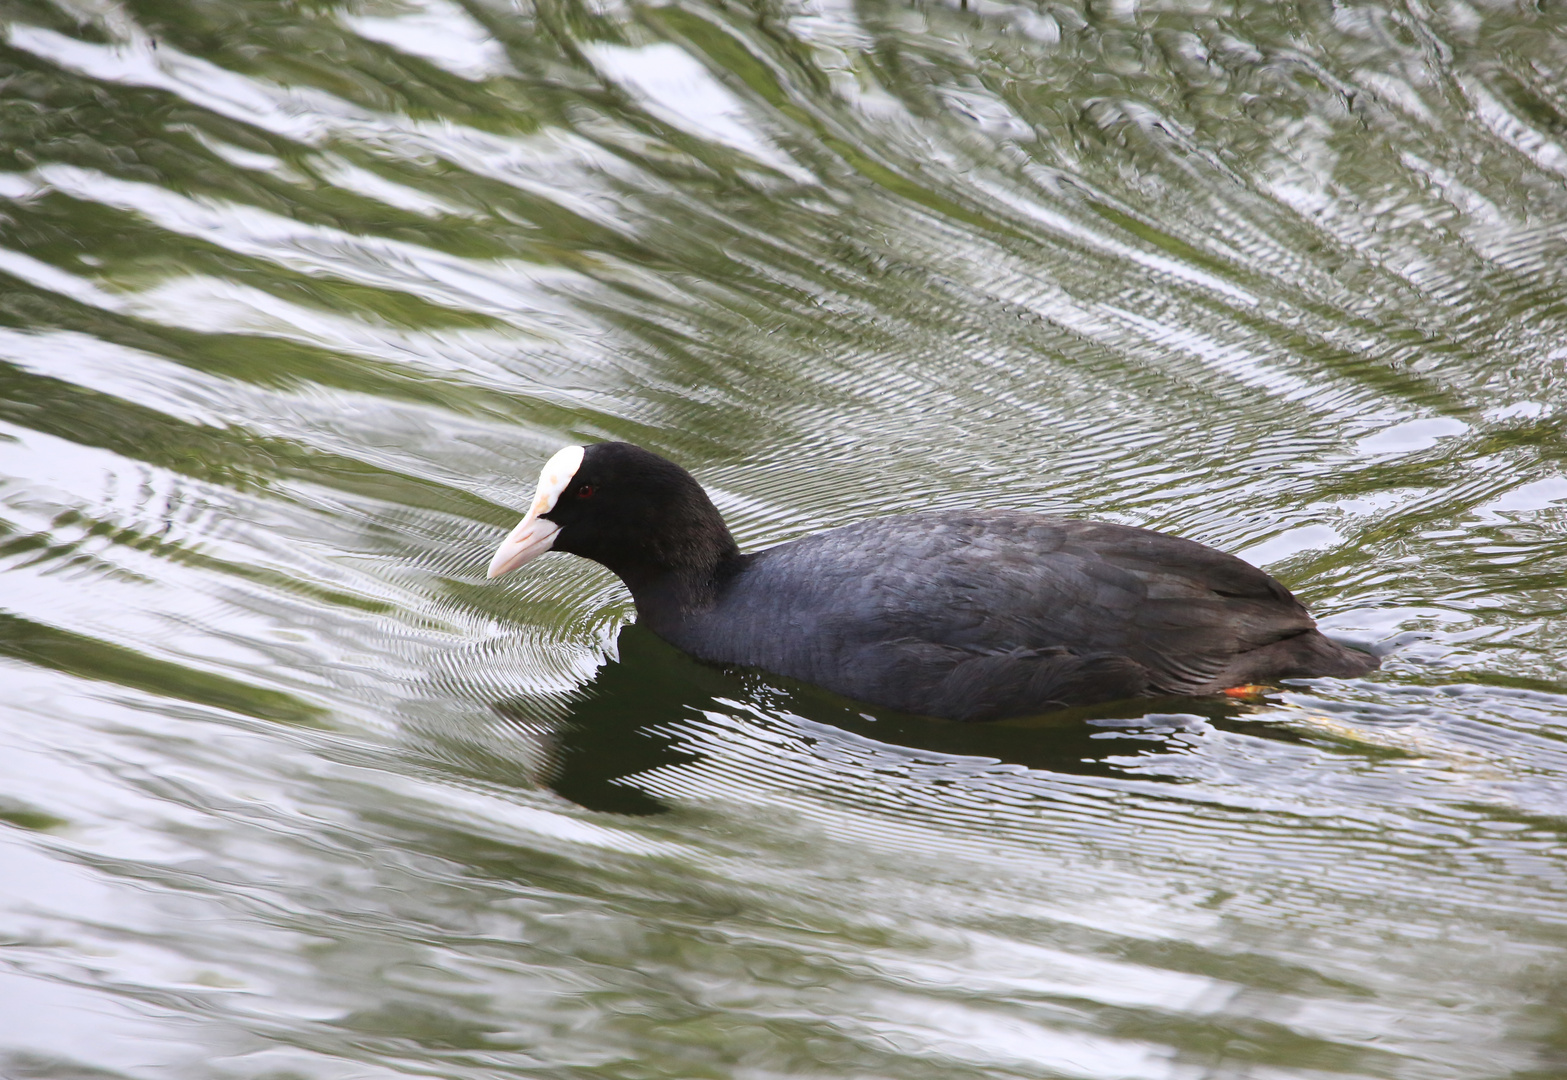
491;625;1305;815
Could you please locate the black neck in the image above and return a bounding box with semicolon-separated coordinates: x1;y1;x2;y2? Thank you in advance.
612;542;745;632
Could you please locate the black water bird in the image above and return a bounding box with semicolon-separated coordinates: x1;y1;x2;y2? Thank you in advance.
487;442;1378;722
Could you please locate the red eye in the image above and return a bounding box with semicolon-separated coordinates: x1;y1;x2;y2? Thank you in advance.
576;485;595;499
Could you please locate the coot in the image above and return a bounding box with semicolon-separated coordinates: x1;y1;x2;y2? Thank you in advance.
487;442;1378;721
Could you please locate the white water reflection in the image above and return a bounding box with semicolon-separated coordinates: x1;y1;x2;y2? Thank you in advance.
343;0;516;82
1355;416;1470;455
582;41;812;180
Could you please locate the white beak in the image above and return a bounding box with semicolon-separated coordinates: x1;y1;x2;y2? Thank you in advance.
486;514;561;579
487;445;585;579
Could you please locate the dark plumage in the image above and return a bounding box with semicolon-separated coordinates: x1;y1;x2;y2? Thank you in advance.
488;442;1378;722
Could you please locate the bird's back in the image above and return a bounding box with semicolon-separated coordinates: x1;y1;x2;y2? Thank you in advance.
659;510;1373;721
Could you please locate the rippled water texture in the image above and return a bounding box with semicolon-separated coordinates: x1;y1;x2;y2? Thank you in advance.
3;0;1567;1075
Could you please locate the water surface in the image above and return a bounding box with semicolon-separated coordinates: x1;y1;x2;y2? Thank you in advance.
2;0;1567;1076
